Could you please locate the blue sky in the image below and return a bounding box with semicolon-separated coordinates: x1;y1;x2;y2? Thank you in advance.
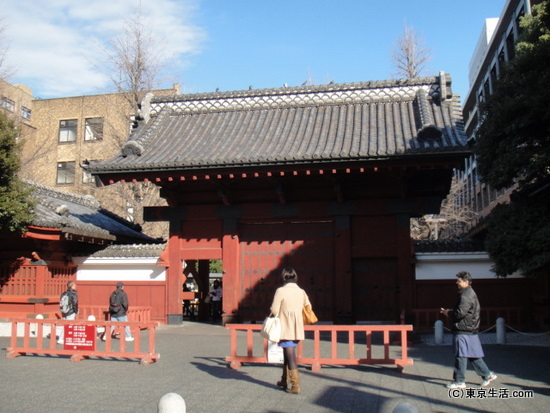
1;0;506;104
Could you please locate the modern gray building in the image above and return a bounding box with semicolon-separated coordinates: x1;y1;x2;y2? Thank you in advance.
458;0;537;233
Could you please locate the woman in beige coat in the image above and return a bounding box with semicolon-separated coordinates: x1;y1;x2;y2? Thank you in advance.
270;267;312;394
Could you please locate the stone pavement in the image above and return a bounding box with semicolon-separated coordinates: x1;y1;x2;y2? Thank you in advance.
1;321;549;413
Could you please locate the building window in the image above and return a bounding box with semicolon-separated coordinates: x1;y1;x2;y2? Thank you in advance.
472;166;481;185
498;48;506;68
483;78;490;97
1;97;15;112
59;120;77;143
506;30;516;61
515;6;525;37
490;65;497;85
21;106;32;120
476;191;482;212
82;169;92;184
82;162;99;185
56;161;75;185
84;117;104;141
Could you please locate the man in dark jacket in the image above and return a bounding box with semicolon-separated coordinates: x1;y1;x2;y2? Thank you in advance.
105;282;134;342
441;271;497;389
57;280;78;344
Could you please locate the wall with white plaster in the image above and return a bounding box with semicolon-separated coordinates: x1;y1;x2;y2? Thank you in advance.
415;252;522;280
73;257;166;281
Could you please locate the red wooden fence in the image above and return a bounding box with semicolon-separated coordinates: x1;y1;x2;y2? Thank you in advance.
226;323;414;372
5;318;159;365
0;264;75;299
76;306;152;323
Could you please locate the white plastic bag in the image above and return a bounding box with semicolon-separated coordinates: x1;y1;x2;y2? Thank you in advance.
260;315;281;342
267;341;284;364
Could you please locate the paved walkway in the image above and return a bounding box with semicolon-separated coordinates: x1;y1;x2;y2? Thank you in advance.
1;321;549;413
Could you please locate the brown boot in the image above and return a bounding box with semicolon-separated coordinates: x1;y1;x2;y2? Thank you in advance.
286;369;301;394
276;365;288;389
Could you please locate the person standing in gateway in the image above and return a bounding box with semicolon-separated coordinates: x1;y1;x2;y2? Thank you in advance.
106;282;134;342
208;279;223;323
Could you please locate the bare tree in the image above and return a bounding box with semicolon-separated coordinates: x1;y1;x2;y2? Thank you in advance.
95;181;168;240
91;3;172;240
100;3;168;114
411;176;477;240
391;22;432;79
0;18;15;81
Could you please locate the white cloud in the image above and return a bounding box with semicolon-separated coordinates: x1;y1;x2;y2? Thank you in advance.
1;0;205;97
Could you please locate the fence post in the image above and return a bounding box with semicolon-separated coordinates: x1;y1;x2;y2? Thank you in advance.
32;314;44;337
434;320;444;345
496;317;506;344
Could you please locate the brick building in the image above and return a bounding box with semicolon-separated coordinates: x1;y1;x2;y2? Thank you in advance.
2;82;180;239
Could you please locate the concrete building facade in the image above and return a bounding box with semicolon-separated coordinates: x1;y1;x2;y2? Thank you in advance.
458;0;538;233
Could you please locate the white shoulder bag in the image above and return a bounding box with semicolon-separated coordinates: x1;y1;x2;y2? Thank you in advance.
260;315;281;342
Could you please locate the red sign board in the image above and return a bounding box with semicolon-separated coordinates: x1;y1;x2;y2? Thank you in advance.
63;325;96;351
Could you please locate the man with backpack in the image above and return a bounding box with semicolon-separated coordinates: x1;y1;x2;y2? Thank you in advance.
104;281;134;342
57;280;78;344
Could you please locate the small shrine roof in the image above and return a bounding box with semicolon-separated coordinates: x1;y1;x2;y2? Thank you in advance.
75;243;166;258
28;181;156;244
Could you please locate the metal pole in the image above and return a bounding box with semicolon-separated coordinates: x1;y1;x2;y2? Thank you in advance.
434;320;444;345
496;317;506;344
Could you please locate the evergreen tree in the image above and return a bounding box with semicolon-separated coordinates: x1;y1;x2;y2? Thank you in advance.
474;1;550;277
0;111;34;233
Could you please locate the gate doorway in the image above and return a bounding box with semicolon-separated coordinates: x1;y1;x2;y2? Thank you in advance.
183;259;223;323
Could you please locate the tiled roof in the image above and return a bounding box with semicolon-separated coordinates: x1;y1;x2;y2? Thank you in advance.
75;243;166;258
28;181;155;243
90;73;469;175
414;239;486;253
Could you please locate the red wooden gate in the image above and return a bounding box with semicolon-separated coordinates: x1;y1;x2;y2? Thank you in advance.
238;220;334;322
352;258;398;322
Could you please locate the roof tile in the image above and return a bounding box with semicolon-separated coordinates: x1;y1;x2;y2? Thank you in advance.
91;74;469;174
27;181;155;243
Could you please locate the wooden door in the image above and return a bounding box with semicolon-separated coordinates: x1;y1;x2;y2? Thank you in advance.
352;258;398;322
238;220;334;322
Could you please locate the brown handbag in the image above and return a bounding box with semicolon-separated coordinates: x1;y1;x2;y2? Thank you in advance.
303;304;318;325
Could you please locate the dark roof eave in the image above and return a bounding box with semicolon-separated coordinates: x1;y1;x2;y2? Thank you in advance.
91;150;472;177
60;227;117;242
60;228;155;245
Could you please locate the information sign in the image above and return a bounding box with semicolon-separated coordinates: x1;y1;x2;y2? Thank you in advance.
63;325;96;351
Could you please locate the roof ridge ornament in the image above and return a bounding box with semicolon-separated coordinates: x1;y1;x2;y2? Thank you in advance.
416;89;442;142
55;205;70;216
138;92;154;124
123;105;172;157
122;140;144;156
438;70;453;101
